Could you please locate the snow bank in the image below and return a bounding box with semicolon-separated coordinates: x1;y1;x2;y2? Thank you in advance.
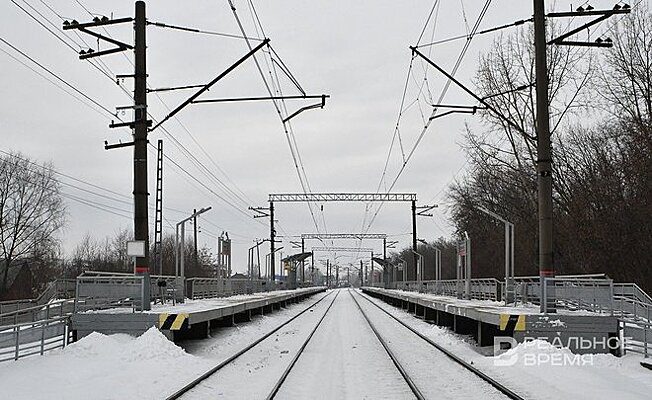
0;328;212;400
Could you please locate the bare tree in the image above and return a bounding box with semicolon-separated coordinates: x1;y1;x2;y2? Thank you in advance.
0;152;66;294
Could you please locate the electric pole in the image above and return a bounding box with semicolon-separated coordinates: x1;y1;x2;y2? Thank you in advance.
193;208;199;270
411;200;418;281
533;0;555;313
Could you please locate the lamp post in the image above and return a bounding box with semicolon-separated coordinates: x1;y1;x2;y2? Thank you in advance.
418;239;442;292
476;206;515;304
410;249;424;287
175;207;211;300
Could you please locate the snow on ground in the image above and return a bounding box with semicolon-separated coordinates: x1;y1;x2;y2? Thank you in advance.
352;289;506;400
276;289;415;400
0;327;212;400
182;290;343;399
0;291;329;400
360;290;652;400
390;289;601;316
82;288;318;314
1;288;649;399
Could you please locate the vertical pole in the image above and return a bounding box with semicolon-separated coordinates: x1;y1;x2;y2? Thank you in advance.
174;224;179;278
180;222;185;298
360;260;363;287
311;252;314;285
534;0;555;313
370;252;374;286
256;241;261;279
335;263;339;288
326;259;330;288
227;236;231;278
465;236;471;299
269;201;275;284
154;140;163;276
133;0;150;310
301;238;305;284
504;222;509;303
411;200;417;281
193;209;198;273
383;238;387;286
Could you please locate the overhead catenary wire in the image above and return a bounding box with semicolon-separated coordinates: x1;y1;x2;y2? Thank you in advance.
4;2;270;244
225;0;325;235
0;35;124;122
363;0;493;234
146;20;262;41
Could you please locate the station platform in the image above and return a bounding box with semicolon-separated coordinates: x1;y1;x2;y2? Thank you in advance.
362;287;619;354
72;287;326;341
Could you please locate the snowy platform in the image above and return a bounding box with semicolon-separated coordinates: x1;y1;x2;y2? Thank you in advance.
362;287;619;354
72;287;326;341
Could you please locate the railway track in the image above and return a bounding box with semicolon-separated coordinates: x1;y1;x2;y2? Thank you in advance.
350;289;526;400
166;290;339;399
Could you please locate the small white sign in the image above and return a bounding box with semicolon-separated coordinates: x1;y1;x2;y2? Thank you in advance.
126;240;146;257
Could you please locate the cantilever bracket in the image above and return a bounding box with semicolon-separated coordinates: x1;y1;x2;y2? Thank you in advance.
104;140;135;150
150;39;271;132
410;46;536;141
547;6;630;47
416;204;438;217
282;94;328;124
63;17;133;60
249;206;270;219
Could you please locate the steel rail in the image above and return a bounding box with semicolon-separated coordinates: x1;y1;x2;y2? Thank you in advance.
349;289;425;400
266;290;341;399
357;290;526;400
165;290;332;399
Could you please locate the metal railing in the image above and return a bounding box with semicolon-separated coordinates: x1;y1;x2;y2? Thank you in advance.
186;278;270;299
80;271;179;303
0;278;76;316
0;299;75;326
390;278;502;301
75;275;146;312
541;277;615;314
0;315;71;362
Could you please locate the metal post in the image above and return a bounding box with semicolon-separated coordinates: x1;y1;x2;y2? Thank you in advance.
411;200;418;281
301;238;305;284
534;0;556;313
193;209;198;271
326;259;330;288
465;233;471;299
256;242;261;279
180;222;186;288
383;238;387;286
175;224;179;278
505;222;515;304
269;201;275;284
360;260;364;288
133;0;150;310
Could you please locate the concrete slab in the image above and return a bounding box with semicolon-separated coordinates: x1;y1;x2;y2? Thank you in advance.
363;287;619;354
72;287;325;340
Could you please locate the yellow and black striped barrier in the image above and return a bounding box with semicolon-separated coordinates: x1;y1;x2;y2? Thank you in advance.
499;314;526;333
159;313;189;330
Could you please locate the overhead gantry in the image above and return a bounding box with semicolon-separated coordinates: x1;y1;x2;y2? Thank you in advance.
251;193;434;283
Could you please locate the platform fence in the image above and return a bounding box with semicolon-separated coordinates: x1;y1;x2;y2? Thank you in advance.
0;315;72;362
380;273;651;358
187;278;270;299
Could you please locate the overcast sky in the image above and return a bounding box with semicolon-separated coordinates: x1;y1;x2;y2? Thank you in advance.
0;0;626;273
